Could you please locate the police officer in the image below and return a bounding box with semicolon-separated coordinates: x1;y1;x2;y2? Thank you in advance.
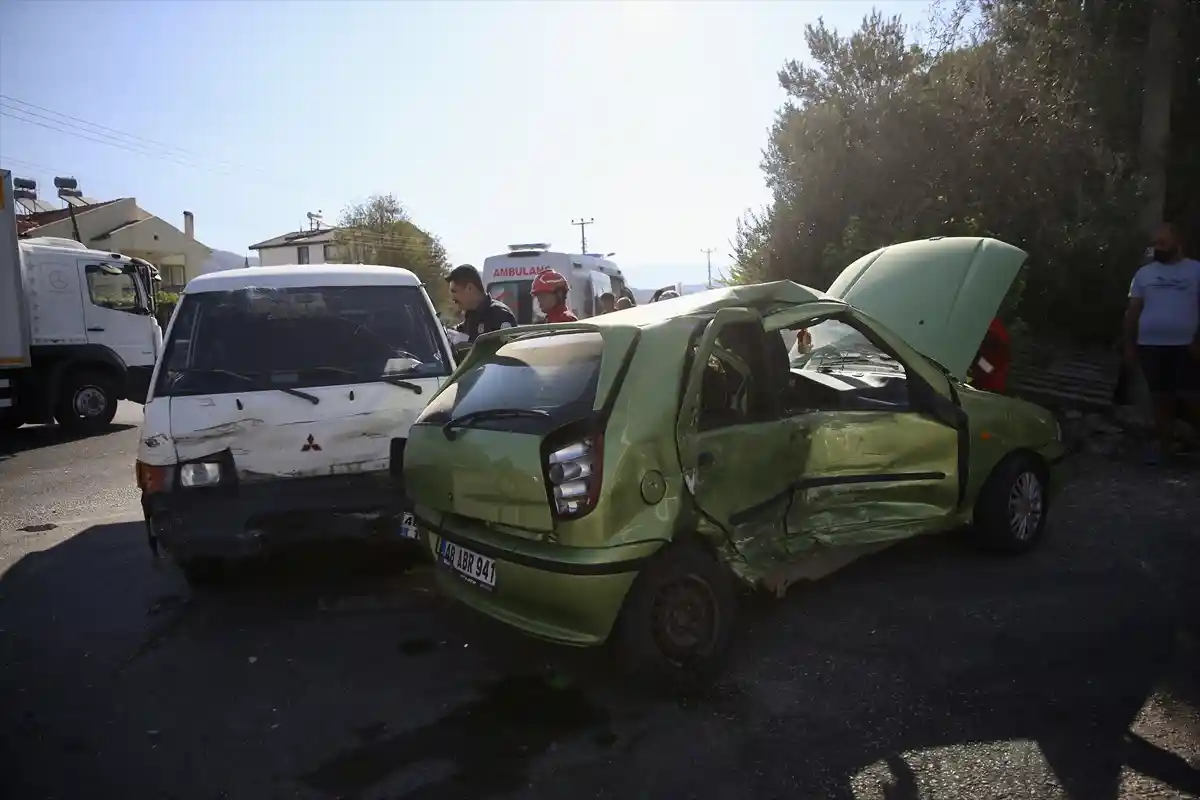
531;269;579;323
445;264;517;343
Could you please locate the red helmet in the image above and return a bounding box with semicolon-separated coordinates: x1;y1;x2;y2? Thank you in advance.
530;269;568;296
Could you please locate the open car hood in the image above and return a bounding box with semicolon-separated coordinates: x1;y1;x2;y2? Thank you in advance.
825;237;1028;379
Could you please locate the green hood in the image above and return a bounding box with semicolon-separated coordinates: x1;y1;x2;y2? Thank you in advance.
825;237;1028;379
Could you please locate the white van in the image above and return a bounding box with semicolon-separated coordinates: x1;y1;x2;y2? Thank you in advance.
135;264;454;584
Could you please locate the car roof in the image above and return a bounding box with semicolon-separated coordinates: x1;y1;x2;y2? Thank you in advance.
184;264;422;294
587;280;828;329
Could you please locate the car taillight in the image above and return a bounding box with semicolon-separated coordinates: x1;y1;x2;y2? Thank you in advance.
546;435;603;518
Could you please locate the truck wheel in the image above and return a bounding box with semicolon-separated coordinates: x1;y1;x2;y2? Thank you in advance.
971;452;1050;554
614;542;737;691
54;369;118;435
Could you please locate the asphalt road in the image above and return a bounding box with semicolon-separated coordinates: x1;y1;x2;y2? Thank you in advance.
1;408;1197;800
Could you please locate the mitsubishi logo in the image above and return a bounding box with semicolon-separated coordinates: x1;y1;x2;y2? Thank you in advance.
301;434;322;452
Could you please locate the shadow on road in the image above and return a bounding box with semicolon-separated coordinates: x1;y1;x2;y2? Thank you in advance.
0;422;138;460
0;460;1196;800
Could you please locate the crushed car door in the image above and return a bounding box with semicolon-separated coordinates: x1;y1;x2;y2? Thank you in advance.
676;308;798;570
765;309;963;547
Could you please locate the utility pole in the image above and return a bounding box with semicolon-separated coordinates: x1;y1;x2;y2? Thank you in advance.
571;217;594;254
701;248;716;289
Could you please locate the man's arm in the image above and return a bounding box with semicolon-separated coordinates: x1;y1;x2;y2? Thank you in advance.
487;303;516;332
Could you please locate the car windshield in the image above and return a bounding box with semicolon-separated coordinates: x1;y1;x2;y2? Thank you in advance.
788;317;903;373
154;284;450;397
419;331;603;433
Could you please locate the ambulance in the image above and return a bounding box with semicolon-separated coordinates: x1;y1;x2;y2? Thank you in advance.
481;243;629;324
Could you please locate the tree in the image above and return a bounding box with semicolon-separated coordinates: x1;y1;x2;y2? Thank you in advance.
336;194;453;311
732;0;1200;344
1137;0;1182;233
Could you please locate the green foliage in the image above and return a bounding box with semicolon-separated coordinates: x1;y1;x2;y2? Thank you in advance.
734;0;1199;345
336;194;452;310
155;290;180;306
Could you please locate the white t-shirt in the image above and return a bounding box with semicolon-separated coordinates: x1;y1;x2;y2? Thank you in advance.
1129;258;1200;346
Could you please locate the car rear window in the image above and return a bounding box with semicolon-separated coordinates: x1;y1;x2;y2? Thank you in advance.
419;331;603;432
154;284;450;397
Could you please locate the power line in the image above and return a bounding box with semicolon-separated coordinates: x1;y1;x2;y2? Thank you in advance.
571;217;594;253
0;95;280;181
0;155;74;176
0;98;292;189
701;248;716;289
0;108;244;178
0;95;455;258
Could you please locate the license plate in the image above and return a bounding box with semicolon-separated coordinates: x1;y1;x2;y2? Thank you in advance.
438;538;497;590
399;513;419;541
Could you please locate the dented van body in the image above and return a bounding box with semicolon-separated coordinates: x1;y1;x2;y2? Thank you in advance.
136;264;454;581
404;237;1066;685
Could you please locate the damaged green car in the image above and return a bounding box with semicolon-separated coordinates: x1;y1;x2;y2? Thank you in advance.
404;237;1065;685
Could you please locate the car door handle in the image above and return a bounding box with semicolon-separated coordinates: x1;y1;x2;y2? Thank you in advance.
87;327;105;332
698;451;715;467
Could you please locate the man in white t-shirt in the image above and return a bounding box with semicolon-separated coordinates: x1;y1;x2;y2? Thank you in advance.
1123;222;1200;464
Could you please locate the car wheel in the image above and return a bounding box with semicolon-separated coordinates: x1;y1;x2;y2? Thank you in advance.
54;369;118;435
614;542;737;690
972;452;1050;554
178;557;228;588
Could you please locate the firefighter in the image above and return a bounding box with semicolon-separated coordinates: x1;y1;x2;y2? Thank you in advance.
531;270;579;323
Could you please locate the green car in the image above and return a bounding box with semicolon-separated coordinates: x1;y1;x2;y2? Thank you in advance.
404;237;1065;685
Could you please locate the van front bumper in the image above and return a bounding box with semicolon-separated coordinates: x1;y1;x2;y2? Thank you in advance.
144;472;419;562
415;509;665;647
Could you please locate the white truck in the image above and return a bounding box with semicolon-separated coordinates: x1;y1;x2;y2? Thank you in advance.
0;169;162;435
482;243;630;324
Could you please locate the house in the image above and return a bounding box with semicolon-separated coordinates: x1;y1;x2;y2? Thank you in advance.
248;226;344;267
16;197;213;292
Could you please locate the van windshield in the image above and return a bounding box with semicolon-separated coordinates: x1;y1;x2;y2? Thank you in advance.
418;331;603;433
154;284;450;397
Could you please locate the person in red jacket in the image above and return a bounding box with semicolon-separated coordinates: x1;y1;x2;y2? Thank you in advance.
969;317;1012;393
531;269;579;323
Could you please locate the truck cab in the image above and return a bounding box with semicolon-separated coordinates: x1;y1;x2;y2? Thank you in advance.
1;234;161;434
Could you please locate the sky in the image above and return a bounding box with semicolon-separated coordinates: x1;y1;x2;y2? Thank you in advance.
0;0;928;290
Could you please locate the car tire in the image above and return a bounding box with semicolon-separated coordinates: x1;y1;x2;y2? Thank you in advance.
614;542;737;690
178;557;228;588
54;369;118;435
972;452;1050;554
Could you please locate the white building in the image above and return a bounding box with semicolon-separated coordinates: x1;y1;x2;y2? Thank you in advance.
248;226;343;268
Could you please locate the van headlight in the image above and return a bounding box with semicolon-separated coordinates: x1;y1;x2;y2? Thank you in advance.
179;462;222;488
